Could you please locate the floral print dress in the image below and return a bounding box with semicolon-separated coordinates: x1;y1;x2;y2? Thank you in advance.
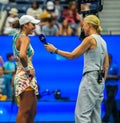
12;33;39;99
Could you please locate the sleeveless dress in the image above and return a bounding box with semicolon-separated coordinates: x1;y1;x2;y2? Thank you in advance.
12;33;39;104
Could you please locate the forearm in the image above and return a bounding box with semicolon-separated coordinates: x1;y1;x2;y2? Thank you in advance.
4;70;14;74
107;75;120;80
103;66;109;81
20;55;28;68
56;49;75;60
103;53;109;80
104;70;108;81
0;57;4;65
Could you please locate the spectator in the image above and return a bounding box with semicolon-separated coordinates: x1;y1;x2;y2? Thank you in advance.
0;56;4;67
3;18;20;35
102;54;120;123
62;1;81;34
26;1;43;19
39;11;51;27
52;16;61;30
3;53;16;86
54;0;63;21
0;66;12;100
41;16;59;36
4;8;19;29
54;0;62;12
0;0;9;4
59;18;73;36
43;1;60;22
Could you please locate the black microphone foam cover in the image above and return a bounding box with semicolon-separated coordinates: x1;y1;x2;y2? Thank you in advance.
39;34;47;44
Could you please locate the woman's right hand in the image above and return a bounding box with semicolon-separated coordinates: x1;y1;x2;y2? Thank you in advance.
29;69;35;76
44;44;56;53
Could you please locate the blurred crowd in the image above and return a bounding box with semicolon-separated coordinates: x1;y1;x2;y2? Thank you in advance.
0;0;97;36
0;54;16;101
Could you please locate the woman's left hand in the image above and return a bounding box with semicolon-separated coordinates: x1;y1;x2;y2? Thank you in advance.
27;69;35;82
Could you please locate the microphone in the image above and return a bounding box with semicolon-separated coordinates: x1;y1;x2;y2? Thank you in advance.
39;34;48;44
39;34;53;54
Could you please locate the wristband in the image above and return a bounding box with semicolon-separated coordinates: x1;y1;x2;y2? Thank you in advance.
24;66;30;71
54;49;58;54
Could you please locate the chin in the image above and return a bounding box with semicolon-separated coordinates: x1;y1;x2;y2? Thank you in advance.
30;31;33;35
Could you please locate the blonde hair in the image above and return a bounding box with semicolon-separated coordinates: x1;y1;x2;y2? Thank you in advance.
84;15;102;33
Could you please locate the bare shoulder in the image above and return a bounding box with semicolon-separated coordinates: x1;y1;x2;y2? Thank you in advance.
89;35;96;45
83;36;96;49
83;36;95;44
19;35;30;43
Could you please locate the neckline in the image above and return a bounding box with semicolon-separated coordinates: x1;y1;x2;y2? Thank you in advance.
20;32;26;36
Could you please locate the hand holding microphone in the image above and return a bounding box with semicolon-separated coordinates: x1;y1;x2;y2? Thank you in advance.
39;34;58;54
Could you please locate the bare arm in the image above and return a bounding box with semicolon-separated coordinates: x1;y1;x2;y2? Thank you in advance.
58;25;63;36
0;56;4;66
19;36;30;68
57;37;91;59
4;69;15;74
67;26;73;36
107;75;120;80
103;53;109;80
45;36;93;59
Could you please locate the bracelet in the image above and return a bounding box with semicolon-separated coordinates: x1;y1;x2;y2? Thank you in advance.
24;66;30;71
54;48;58;54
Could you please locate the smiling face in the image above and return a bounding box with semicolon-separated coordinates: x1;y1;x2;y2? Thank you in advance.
24;22;36;35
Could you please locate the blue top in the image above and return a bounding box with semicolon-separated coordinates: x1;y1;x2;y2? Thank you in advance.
41;25;59;36
105;63;120;86
3;61;16;79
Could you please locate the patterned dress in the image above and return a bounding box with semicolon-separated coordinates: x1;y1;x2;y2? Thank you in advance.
12;33;39;99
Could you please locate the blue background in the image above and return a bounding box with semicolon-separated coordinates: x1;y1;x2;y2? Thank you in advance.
0;35;120;122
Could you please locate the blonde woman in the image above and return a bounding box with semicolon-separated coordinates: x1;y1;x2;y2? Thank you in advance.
44;15;109;123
